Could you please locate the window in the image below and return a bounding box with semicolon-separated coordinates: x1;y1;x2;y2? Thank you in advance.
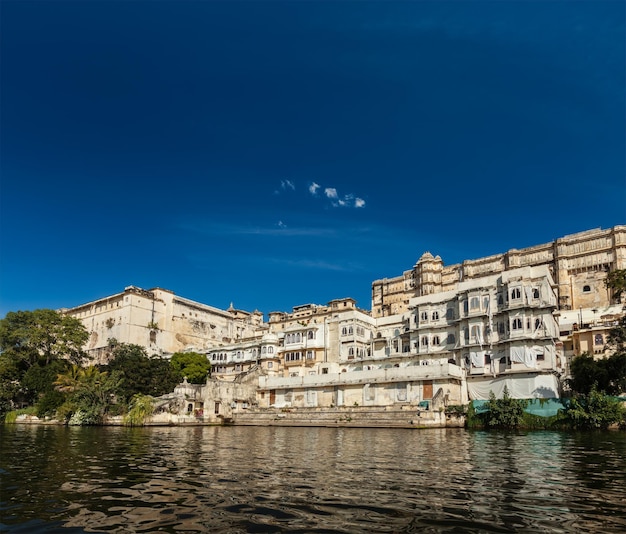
432;335;440;346
470;325;481;341
446;308;454;320
322;368;329;374
262;346;267;354
532;288;540;299
583;285;591;293
267;361;273;369
511;288;521;300
268;347;274;354
447;333;455;344
512;318;522;330
595;334;604;345
432;311;439;320
535;318;543;330
470;297;480;310
348;326;353;334
421;311;428;321
421;336;428;346
536;352;545;361
308;330;314;339
342;327;347;336
306;350;314;359
484;354;491;366
463;300;469;314
348;347;354;358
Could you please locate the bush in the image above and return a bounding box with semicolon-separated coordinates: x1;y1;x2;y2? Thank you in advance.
4;406;37;424
562;387;625;430
484;386;528;429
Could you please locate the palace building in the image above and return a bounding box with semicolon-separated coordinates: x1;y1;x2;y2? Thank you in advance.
60;225;625;423
371;226;626;318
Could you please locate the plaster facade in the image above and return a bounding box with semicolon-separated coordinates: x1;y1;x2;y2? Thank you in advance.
372;226;626;318
61;286;263;363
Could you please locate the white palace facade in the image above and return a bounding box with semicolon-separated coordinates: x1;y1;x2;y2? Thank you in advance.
61;226;625;421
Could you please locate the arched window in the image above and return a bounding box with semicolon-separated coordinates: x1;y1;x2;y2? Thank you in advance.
308;330;314;339
534;318;542;330
348;326;353;334
268;346;274;354
433;335;440;346
470;297;480;310
583;285;591;293
512;318;522;330
348;347;354;356
511;288;521;300
447;333;455;344
421;311;428;321
262;346;267;354
421;336;428;346
595;333;604;345
295;333;301;342
342;327;347;335
432;311;439;320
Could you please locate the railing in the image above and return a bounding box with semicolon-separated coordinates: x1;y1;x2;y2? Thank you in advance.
258;363;463;390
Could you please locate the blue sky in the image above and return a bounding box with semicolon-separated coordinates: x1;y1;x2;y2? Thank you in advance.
1;0;624;318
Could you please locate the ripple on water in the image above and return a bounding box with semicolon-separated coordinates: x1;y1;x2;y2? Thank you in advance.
1;426;626;532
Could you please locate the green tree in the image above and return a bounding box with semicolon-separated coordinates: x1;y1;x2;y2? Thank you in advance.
0;309;88;367
123;394;155;426
106;343;180;403
22;359;71;416
55;365;122;425
568;353;609;395
607;316;626;354
569;352;626;396
0;309;87;419
605;269;626;302
170;351;211;384
563;386;625;430
484;386;528;429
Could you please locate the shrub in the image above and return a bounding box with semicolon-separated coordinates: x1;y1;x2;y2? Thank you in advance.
562;387;625;430
484;386;528;429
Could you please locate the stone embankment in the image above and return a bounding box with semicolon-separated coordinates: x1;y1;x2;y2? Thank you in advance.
232;406;465;428
9;407;466;428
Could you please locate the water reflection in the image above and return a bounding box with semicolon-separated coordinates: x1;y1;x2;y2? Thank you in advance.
1;425;625;533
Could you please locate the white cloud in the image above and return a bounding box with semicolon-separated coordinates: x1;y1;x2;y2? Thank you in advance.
275;180;296;194
277;221;287;229
354;198;366;208
309;182;320;195
324;187;338;199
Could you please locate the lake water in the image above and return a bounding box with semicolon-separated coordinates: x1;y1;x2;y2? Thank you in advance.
1;425;625;533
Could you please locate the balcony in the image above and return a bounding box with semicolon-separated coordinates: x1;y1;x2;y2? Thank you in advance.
258;362;463;390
